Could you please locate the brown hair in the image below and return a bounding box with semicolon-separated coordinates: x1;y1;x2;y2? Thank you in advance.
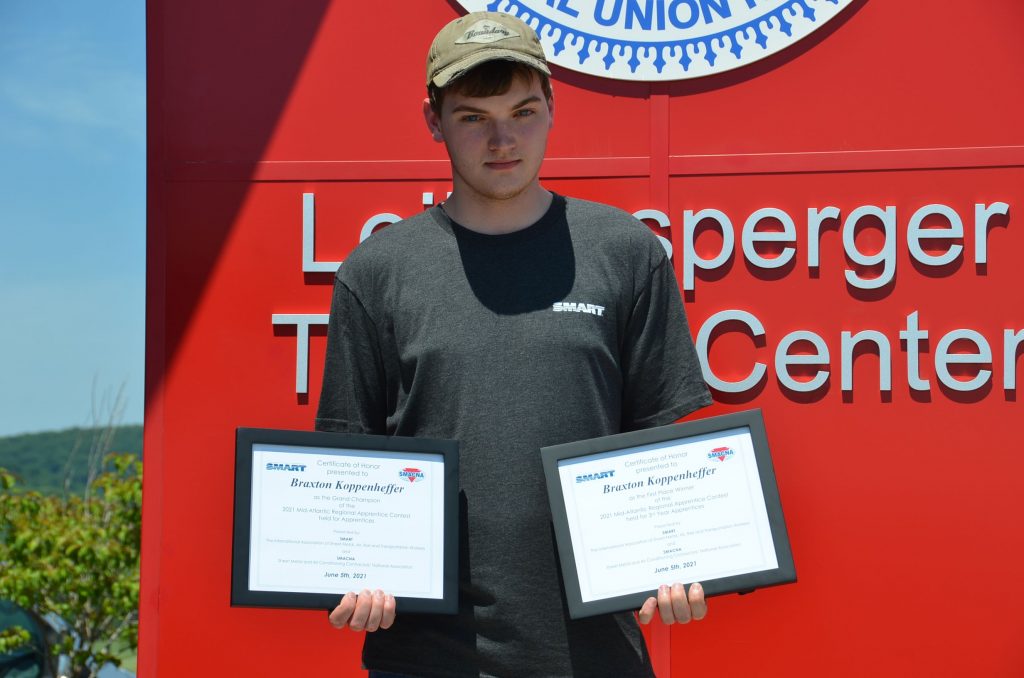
428;60;552;114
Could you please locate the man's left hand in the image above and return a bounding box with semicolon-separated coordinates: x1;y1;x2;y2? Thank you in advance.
637;582;707;625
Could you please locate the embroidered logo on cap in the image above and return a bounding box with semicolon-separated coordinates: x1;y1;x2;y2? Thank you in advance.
455;19;520;44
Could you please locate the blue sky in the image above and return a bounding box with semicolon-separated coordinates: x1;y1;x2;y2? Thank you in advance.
0;1;145;436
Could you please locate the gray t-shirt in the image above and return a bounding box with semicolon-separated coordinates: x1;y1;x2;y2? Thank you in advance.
316;194;711;677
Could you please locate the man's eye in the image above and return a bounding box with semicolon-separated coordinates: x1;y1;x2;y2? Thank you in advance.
515;109;535;118
461;114;481;122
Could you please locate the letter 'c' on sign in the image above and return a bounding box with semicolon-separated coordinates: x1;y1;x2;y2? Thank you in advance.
455;0;855;81
696;310;766;393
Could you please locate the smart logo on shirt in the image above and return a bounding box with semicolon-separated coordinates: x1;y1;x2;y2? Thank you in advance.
552;301;605;317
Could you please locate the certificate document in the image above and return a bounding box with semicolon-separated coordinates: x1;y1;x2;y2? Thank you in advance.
232;429;459;613
541;410;795;619
250;445;443;597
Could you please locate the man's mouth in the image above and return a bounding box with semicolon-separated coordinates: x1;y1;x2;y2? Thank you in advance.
485;159;521;170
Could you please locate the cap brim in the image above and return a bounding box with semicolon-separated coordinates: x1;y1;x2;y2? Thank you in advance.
430;49;551;88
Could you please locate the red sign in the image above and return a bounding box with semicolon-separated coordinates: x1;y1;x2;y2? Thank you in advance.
143;2;1024;675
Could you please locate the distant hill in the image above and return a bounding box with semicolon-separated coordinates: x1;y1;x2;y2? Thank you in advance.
0;425;143;494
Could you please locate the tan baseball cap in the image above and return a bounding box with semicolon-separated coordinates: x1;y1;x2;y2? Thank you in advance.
426;11;550;88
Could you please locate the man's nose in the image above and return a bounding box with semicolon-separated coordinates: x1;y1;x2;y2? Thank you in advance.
487;119;515;151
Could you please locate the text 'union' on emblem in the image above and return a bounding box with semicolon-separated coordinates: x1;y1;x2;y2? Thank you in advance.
455;0;854;81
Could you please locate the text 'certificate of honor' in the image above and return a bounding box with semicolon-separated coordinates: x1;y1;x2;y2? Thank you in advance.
249;445;445;599
557;428;778;602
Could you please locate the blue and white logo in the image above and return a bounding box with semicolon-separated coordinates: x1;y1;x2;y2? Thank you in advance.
576;469;615;483
266;462;307;472
457;0;854;81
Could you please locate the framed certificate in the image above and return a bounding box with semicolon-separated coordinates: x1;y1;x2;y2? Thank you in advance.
541;409;795;619
231;428;459;613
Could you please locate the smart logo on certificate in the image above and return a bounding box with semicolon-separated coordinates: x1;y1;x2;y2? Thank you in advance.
231;428;459;613
541;409;795;619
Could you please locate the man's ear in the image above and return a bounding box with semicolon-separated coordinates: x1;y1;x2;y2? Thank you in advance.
423;98;444;143
547;95;554;129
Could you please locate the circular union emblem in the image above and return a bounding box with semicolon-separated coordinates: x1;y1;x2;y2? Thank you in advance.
455;0;853;81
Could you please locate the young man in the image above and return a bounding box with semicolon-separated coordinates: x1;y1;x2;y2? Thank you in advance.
316;11;712;676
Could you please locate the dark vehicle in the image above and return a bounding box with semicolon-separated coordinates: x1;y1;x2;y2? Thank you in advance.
0;599;69;678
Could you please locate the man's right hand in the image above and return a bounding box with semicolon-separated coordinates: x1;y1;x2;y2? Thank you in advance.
328;589;396;632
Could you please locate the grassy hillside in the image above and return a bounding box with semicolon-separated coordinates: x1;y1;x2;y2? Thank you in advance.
0;425;143;494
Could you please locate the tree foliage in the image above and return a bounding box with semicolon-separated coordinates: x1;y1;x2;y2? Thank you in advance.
0;453;141;677
0;624;32;653
0;426;142;495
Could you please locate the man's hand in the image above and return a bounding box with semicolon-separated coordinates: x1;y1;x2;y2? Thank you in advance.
328;589;396;632
637;582;707;625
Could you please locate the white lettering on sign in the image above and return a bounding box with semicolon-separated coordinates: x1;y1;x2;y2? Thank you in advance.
271;314;329;394
277;191;1021;399
301;192;672;273
679;201;1010;293
696;310;1023;395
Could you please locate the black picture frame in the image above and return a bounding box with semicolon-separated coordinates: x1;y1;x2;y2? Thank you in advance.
540;409;796;619
231;427;459;614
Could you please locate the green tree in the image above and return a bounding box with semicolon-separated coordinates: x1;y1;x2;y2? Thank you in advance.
0;453;141;677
